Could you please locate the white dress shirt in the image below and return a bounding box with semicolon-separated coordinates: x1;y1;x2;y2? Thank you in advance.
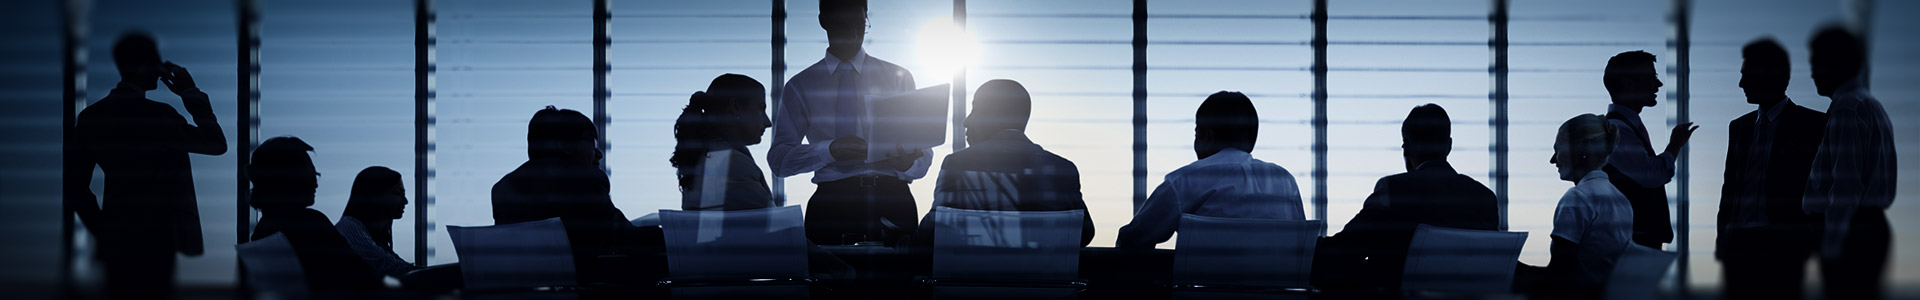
1606;104;1679;188
1116;148;1305;249
1550;171;1635;290
768;50;929;183
1803;79;1897;257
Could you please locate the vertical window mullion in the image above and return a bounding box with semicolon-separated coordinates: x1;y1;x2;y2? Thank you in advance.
1669;0;1692;294
413;0;435;267
771;0;787;204
1310;0;1329;227
1490;0;1510;231
1131;0;1149;211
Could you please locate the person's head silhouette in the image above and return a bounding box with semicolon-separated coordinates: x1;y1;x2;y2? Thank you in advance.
1401;103;1451;171
344;166;407;221
249;136;319;210
670;74;768;173
819;0;867;60
1740;38;1791;106
1604;50;1662;108
1809;25;1864;97
965;79;1032;145
1194;91;1259;160
1550;114;1619;182
113;32;164;91
527;106;601;166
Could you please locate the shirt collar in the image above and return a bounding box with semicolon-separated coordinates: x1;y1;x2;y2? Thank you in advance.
1834;78;1869;100
1606;104;1644;124
1413;160;1455;173
1759;97;1792;123
820;49;870;74
1201;147;1253;164
1579;170;1610;184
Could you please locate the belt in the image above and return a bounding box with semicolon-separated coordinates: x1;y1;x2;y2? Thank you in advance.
829;175;902;188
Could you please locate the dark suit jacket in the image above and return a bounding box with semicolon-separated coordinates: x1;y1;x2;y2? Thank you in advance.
1601;113;1675;247
66;88;226;257
907;130;1094;249
492;157;653;283
1717;102;1826;255
252;207;384;293
1319;161;1500;288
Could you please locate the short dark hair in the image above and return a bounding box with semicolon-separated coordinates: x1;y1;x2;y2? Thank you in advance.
1603;50;1657;94
970;79;1033;131
113;32;160;77
820;0;866;17
1810;25;1863;79
1196;91;1259;151
1743;38;1791;72
527;106;597;159
248;136;317;210
1405;103;1443;145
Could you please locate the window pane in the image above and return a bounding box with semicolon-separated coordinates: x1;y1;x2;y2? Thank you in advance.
1146;0;1316;248
967;0;1132;247
256;0;417;266
428;0;594;264
1325;0;1492;239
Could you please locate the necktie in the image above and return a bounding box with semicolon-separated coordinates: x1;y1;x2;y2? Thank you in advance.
834;61;860;138
1737;115;1774;226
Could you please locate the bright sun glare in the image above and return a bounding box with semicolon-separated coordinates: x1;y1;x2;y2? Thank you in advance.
914;18;980;82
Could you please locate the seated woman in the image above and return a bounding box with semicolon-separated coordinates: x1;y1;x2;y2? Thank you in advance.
1521;114;1634;295
249;137;383;293
334;166;418;279
666;74;852;280
670;73;776;211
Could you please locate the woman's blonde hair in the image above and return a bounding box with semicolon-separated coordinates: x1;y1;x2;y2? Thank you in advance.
1557;114;1620;168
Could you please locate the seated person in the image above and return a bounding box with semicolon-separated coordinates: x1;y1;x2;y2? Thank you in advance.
1315;104;1500;290
334;166;418;278
1520;114;1635;295
668;74;853;279
671;74;777;211
904;79;1095;252
248;137;383;293
1116;91;1305;250
492;106;658;285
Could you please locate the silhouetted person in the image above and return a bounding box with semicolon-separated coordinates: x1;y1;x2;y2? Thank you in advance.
63;32;227;300
336;166;417;278
1598;50;1697;249
1116;91;1304;250
770;0;928;245
247;137;383;294
906;79;1094;250
672;74;775;211
1802;25;1894;300
1716;38;1826;300
493;106;657;285
1314;104;1499;290
1525;114;1631;295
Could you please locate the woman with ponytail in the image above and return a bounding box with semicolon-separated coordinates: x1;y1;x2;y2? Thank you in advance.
671;74;775;211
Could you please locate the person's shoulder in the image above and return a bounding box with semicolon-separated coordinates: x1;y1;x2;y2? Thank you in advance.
1730;110;1759;126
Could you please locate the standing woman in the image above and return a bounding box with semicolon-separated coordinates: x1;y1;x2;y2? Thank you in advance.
670;74;775;211
335;166;417;278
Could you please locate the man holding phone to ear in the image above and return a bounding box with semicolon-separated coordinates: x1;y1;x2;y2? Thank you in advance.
66;32;227;300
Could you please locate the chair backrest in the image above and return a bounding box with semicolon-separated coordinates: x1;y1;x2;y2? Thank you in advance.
1401;224;1527;294
448;218;577;291
1172;214;1322;288
659;205;810;280
1603;244;1677;300
929;207;1084;282
237;233;311;298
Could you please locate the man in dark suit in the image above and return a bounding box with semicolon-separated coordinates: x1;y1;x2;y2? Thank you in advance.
1314;104;1501;290
1716;38;1826;300
65;32;227;300
493;106;658;285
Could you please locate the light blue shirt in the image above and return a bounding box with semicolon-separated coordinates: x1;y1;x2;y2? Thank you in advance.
768;50;929;183
1116;148;1305;249
1550;171;1634;289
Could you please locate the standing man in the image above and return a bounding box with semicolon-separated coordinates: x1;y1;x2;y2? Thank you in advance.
769;0;929;245
1598;50;1697;249
65;32;228;300
1803;26;1895;300
1716;38;1826;300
